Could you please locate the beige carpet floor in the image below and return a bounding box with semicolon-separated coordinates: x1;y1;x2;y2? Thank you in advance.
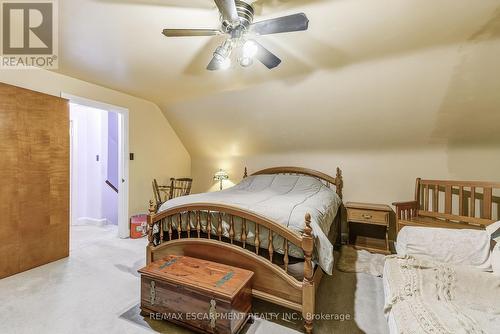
337;246;387;277
0;225;389;334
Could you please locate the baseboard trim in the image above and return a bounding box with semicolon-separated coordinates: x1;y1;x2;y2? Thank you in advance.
73;217;112;226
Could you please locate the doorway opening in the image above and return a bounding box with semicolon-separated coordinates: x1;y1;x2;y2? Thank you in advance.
64;94;129;244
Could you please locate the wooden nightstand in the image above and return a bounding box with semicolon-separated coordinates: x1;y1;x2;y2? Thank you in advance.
345;202;392;254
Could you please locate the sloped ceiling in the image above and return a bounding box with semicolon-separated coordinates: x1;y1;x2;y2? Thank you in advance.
56;0;500;158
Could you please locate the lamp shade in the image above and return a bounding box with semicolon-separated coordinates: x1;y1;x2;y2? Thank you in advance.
213;169;229;181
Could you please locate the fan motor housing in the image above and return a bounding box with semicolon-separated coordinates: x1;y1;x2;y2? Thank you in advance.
235;0;254;29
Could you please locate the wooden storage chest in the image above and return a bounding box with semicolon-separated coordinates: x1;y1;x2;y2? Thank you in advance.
138;255;253;334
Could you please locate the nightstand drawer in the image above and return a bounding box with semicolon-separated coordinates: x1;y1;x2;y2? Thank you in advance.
347;209;389;226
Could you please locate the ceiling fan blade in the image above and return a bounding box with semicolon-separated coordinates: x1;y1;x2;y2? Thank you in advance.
250;13;309;35
163;29;221;37
214;0;240;26
254;41;281;69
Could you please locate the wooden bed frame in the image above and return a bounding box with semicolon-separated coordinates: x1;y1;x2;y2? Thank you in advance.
146;166;344;333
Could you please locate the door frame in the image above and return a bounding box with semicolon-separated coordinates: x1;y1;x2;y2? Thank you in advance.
62;93;130;239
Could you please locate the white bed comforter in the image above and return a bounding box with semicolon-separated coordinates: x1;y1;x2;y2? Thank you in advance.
158;174;342;274
383;255;500;334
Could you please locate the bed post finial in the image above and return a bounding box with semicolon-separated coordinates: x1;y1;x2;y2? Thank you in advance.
335;167;343;199
302;213;314;334
304;213;312;236
302;214;313;278
243;167;248;178
149;200;156;215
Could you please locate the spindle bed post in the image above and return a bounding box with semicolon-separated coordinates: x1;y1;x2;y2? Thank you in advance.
255;224;260;255
268;229;274;263
196;211;201;238
230;215;235;244
159;218;164;242
168;216;173;241
177;213;182;239
146;200;156;264
283;239;289;273
302;213;315;334
217;212;223;241
335;167;343;199
241;219;247;248
207;211;212;239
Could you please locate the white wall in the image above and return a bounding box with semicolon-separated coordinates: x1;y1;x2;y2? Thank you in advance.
70;104;113;225
102;112;119;225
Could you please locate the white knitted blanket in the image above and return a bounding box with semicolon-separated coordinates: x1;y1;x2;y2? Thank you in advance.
384;255;500;334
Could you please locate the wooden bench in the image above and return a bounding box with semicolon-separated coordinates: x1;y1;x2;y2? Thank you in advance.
393;178;500;232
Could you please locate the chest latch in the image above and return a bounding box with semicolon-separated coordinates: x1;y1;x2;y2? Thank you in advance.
150;280;156;305
208;299;217;329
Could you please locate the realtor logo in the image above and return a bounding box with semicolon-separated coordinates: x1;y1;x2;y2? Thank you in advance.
1;0;58;68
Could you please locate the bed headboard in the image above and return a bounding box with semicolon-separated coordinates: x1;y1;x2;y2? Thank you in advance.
244;166;343;199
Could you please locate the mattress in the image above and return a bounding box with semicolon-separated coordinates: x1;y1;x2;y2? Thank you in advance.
382;261;399;334
383;256;500;334
158;174;342;274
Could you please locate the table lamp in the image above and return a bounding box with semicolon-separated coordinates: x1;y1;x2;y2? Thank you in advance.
213;169;229;190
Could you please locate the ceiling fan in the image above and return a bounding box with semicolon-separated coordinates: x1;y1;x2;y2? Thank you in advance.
162;0;309;70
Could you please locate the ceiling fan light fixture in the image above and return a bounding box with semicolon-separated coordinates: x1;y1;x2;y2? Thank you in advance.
239;56;253;67
211;39;233;70
242;40;258;58
220;57;231;70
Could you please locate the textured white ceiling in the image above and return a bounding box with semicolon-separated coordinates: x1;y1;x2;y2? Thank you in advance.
55;0;500;157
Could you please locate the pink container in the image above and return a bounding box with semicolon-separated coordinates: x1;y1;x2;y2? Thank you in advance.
130;214;148;239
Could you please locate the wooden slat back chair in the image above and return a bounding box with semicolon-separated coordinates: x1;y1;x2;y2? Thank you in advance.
169;178;193;200
394;178;500;232
152;179;171;208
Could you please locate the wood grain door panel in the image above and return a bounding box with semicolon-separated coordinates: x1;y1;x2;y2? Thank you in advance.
0;83;69;279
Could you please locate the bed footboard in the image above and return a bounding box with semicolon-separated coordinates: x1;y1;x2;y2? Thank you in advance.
146;202;317;333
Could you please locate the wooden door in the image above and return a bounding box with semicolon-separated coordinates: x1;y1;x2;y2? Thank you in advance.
0;83;69;279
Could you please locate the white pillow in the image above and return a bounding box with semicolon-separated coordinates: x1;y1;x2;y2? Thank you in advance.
486;220;500;243
396;226;492;271
487;221;500;276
